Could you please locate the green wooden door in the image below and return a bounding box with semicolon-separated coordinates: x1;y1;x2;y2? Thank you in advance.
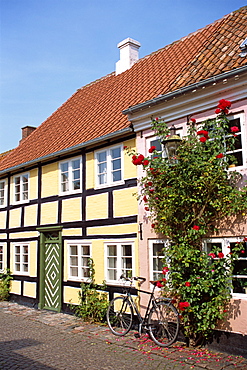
38;227;62;312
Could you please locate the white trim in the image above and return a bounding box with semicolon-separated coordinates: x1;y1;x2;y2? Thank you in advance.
0;180;6;207
59;156;82;195
13;242;30;275
95;144;124;189
67;240;92;282
104;240;135;284
13;172;29;204
0;243;4;272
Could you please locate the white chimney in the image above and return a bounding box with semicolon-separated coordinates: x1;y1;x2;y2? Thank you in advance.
116;37;141;75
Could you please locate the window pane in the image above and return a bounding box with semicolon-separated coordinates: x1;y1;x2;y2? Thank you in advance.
97;151;107;162
108;257;117;268
122;245;132;256
82;246;90;255
70;267;78;276
70;256;78;266
72;159;80;170
112;170;121;182
70;246;78;255
111;147;121;159
108;269;117;281
112;158;121;170
108;245;117;256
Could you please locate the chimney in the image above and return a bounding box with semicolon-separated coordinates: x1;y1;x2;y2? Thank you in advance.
20;125;36;143
116;37;141;75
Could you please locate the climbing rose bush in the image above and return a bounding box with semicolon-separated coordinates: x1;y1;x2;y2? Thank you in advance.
126;99;247;345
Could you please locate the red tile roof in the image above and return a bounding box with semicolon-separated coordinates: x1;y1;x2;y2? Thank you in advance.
1;7;247;172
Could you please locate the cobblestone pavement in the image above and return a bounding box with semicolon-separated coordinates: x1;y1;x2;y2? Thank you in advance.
0;302;247;370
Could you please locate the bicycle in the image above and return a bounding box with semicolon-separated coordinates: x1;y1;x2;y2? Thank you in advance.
106;275;180;347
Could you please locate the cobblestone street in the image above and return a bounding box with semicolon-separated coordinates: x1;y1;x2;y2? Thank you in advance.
0;302;247;370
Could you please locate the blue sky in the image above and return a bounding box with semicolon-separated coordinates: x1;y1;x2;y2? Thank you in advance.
0;0;246;152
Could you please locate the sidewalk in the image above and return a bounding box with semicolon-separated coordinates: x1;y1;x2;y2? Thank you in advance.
0;301;246;370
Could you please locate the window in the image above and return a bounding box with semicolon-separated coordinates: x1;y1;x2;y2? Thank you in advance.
96;145;123;187
60;157;82;193
226;115;244;167
0;245;4;271
14;173;29;202
14;243;29;274
146;136;163;157
106;242;133;282
0;180;6;206
149;240;167;280
204;237;247;296
68;242;91;280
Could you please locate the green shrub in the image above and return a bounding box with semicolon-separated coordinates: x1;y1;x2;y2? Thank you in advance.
0;269;12;301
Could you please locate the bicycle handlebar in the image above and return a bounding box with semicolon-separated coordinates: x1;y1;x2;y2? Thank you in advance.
120;274;146;283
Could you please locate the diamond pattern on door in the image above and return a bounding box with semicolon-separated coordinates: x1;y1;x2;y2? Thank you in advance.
44;242;60;310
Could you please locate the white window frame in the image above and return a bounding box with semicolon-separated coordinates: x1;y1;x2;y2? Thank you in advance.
59;156;82;194
226;113;246;170
105;241;134;284
67;241;92;281
95;144;124;188
0;244;4;272
149;239;170;282
13;243;29;275
0;180;6;207
204;237;247;299
13;173;29;203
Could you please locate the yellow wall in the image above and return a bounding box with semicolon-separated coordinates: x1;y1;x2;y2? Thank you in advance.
40;201;58;225
23;282;36;298
62;198;81;223
0;211;6;229
42;162;59;197
10;280;21;295
29;168;38;200
24;204;38;226
86;152;94;189
113;187;138;217
64;286;81;304
86;193;108;220
91;240;105;283
87;223;138;236
9;208;21;228
123;138;136;179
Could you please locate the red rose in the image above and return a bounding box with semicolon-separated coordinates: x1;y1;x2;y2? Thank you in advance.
192;225;200;230
148;146;156;153
143;195;148;202
147;181;153;186
149;188;154;193
144;207;149;211
215;108;221;114
199;137;207;143
185;282;191;287
216;153;224;159
178;302;190;311
162;278;167;283
230;126;239;133
156;281;163;288
208;252;216;259
151;223;155;228
143;159;149;166
190;118;196;123
218;252;224;258
162;266;169;274
243;237;247;242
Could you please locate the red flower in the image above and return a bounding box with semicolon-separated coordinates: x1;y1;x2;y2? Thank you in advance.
149;188;154;193
192;225;200;230
190;118;196;123
178;301;190;311
241;250;245;254
143;159;149;166
155;117;159;121
148;146;156;153
199;137;207;143
162;266;169;274
162;278;167;283
216;153;224;159
143;195;148;202
218;252;224;258
185;282;191;287
147;181;153;186
230;126;239;133
243;237;247;242
151;223;155;228
156;281;163;288
215;108;221;114
144;207;149;211
208;252;216;259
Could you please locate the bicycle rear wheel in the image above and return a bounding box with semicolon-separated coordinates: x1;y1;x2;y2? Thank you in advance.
148;301;179;346
106;296;134;336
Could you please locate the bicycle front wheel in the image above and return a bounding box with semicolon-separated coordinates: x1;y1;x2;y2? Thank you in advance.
106;296;134;336
148;301;179;346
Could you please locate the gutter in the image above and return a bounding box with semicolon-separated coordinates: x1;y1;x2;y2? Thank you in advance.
122;66;247;115
0;127;133;176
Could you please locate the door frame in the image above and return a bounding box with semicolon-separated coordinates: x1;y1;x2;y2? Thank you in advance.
37;226;63;312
